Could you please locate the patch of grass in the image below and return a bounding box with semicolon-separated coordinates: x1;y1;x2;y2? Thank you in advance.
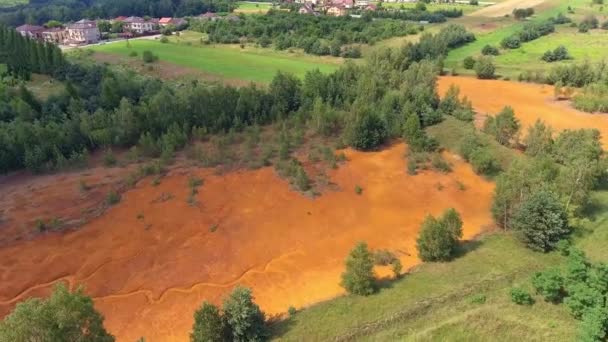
105;190;121;206
235;1;273;14
89;36;340;83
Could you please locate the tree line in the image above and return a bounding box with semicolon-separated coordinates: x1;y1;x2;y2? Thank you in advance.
0;24;64;80
191;10;422;58
0;23;476;174
0;0;236;27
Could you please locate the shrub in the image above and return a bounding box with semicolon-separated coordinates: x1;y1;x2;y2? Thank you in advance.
349;112;387;151
511;287;534;305
373;249;397;266
463;56;476;69
355;185;363;195
431;153;452;173
470;294;487;304
160;36;169;43
142;50;158;63
128;50;138;57
481;44;499;56
469;148;499;175
532;268;564;303
288;306;297;317
416;208;463;262
483;106;520;146
469;0;479;5
106;190;121;205
581;15;599;29
541;45;570;62
512;189;570;252
475;56;495;79
513;7;534;20
501;35;521;49
602;21;608;30
341;242;376;295
102;148;117;167
391;259;402;277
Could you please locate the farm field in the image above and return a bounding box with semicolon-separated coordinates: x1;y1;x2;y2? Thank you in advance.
0;143;494;341
446;0;605;76
375;1;483;14
88;38;341;83
438;76;608;148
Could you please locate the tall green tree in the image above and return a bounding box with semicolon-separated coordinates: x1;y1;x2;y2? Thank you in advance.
222;287;267;342
416;208;463;262
191;302;226;342
0;283;114;342
483;106;520;146
341;242;376;295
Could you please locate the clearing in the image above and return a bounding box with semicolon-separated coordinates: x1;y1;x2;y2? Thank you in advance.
87;37;341;83
234;1;274;14
0;143;494;342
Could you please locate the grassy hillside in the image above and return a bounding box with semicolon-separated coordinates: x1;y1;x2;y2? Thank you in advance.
446;0;607;78
270;118;608;341
0;0;26;8
88;37;341;83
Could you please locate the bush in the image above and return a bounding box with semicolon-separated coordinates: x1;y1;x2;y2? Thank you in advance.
602;21;608;30
416;208;463;262
470;293;487;304
475;56;495;79
483;106;520;146
142;50;158;63
288;306;297;317
106;190;121;205
350;112;387;151
511;287;534;305
341;242;376;295
469;0;479;5
541;45;570;62
463;56;476;69
581;15;599;29
532;268;564;303
102;148;117;167
469;148;499;175
481;44;500;56
501;35;521;49
513;7;534;20
512;189;570;252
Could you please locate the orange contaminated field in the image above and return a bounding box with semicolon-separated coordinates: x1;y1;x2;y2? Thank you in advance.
438;76;608;148
0;144;494;341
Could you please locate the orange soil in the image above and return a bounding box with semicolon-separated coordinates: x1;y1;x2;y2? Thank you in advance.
438;76;608;148
0;144;494;341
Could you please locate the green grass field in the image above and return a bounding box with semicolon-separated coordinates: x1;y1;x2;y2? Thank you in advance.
88;37;340;83
376;1;484;14
446;0;607;78
270;118;608;340
235;1;274;14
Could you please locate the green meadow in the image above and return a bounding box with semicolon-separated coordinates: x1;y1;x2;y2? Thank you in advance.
89;38;341;83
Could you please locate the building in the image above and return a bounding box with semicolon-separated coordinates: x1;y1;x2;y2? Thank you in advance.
123;16;155;34
327;5;347;16
16;24;44;39
363;3;377;11
159;17;173;26
355;0;369;7
159;17;187;28
198;12;219;21
41;27;67;44
66;20;100;45
298;2;317;14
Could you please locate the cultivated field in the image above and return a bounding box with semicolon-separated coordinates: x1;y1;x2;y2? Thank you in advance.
0;143;494;341
376;1;483;14
234;1;274;14
470;0;546;17
88;38;341;83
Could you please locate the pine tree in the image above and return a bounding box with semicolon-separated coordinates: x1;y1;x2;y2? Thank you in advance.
341;242;376;295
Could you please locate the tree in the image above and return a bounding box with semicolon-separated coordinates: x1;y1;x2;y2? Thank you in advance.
341;242;376;295
350;112;387;151
142;50;158;63
474;56;495;79
463;56;475;69
0;283;114;342
481;44;499;56
416;209;462;262
512;189;570;252
222;287;267;342
191;302;226;342
483;106;520;146
524;119;553;157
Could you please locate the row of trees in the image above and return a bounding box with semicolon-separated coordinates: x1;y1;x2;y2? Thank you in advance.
0;24;64;80
191;10;422;58
0;23;477;173
0;0;236;27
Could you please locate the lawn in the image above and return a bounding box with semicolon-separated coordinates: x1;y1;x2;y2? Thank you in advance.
235;1;274;14
270;118;608;341
88;37;341;83
446;0;607;78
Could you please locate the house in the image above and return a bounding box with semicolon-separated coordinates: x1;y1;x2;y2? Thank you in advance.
159;17;173;26
123;16;155;34
66;20;100;45
298;2;317;14
327;5;347;16
16;24;44;39
355;0;369;7
113;16;128;23
198;12;219;21
363;3;376;11
41;27;67;44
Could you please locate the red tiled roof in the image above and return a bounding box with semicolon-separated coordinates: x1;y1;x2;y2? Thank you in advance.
159;17;172;24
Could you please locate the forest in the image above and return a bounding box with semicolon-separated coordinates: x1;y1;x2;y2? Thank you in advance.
0;0;236;26
0;23;475;173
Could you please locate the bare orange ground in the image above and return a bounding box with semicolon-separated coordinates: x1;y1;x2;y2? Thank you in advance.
0;144;493;341
438;76;608;148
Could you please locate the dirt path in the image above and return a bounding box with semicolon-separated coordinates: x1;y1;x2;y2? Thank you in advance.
438;76;608;148
0;143;494;341
470;0;546;17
